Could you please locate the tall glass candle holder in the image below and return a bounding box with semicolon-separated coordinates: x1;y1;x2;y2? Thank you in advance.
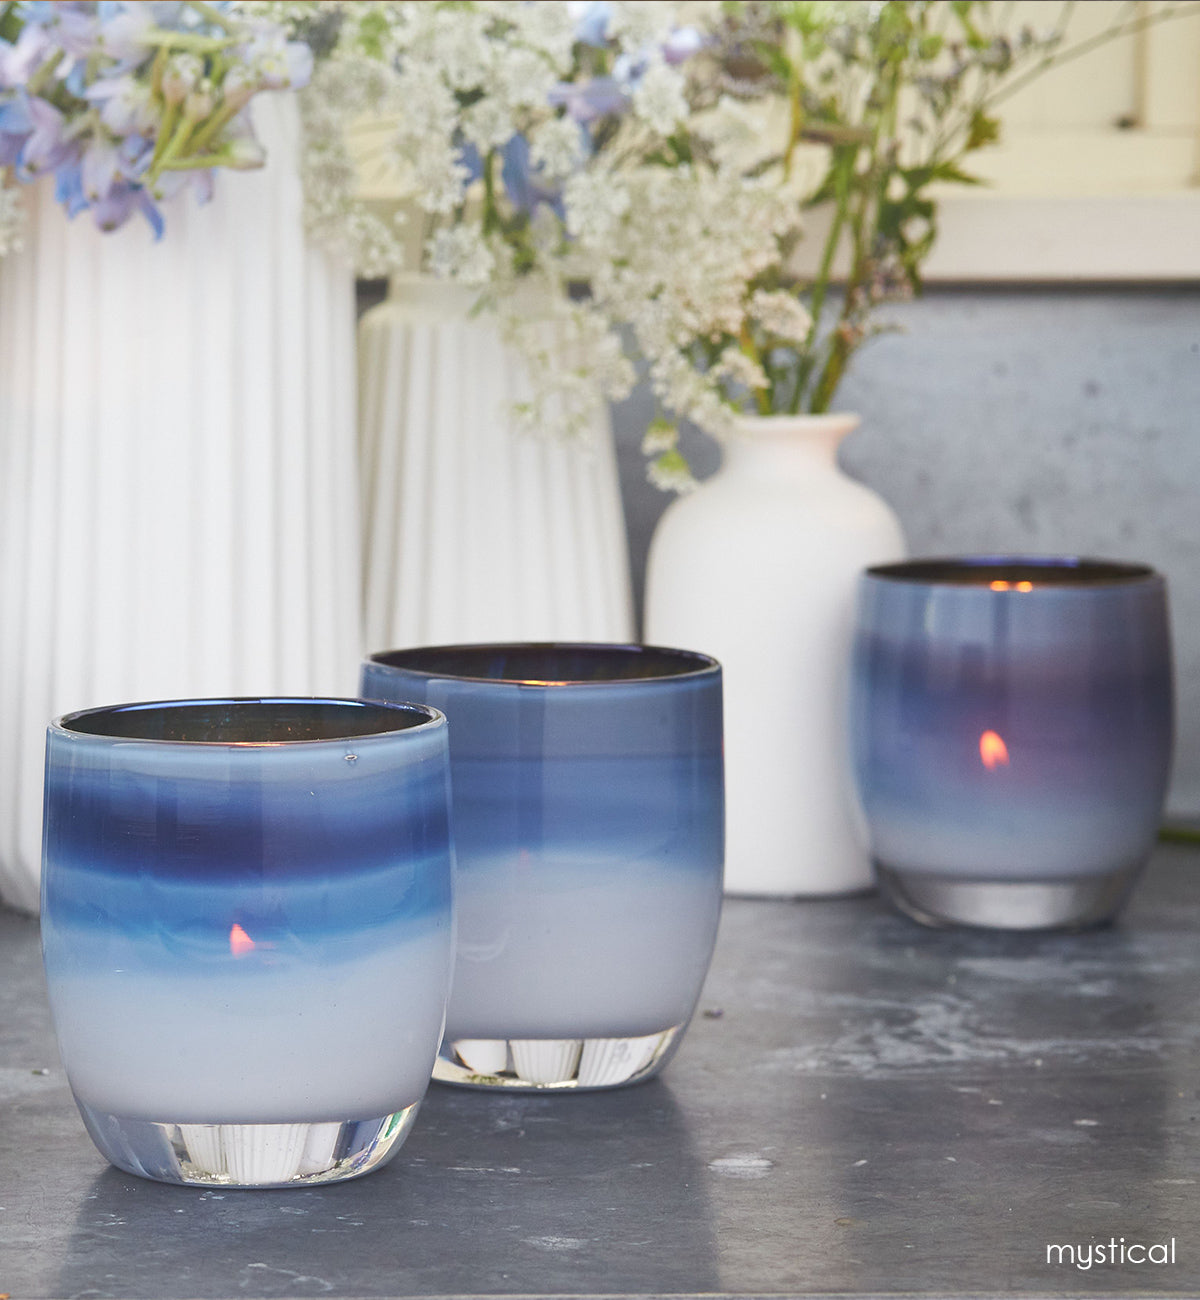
41;698;454;1187
851;558;1173;930
362;644;724;1091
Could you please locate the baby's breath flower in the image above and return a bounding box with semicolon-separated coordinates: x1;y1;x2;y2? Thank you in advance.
0;179;25;257
427;226;496;285
642;418;679;457
631;61;688;136
529;115;583;181
716;347;768;393
749;290;813;344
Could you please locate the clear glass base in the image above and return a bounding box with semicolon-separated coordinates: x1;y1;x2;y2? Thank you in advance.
433;1024;685;1090
875;861;1144;931
75;1099;421;1187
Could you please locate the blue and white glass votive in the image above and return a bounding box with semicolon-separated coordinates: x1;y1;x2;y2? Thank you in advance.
41;698;454;1187
851;558;1174;930
362;644;724;1091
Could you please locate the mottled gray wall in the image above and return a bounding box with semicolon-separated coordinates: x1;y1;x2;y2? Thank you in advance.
611;287;1200;815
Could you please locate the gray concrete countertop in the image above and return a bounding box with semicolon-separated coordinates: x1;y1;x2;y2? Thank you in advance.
2;845;1198;1300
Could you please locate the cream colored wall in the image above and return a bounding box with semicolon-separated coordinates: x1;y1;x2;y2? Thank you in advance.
925;0;1200;279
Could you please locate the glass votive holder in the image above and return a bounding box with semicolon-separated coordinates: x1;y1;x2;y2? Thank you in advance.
850;558;1174;930
41;697;454;1188
361;644;724;1091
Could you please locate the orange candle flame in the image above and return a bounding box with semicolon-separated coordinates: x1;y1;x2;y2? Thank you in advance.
979;729;1010;770
229;922;256;957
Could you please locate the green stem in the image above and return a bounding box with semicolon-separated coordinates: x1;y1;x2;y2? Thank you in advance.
149;46;168;99
25;49;64;96
186;99;241;155
810;36;906;414
156;151;232;170
796;149;854;409
139;30;238;53
1159;824;1200;844
147;110;201;183
738;323;771;415
187;0;239;35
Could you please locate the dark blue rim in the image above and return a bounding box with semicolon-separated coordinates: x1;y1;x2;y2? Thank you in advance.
866;556;1159;587
53;697;445;745
366;642;721;686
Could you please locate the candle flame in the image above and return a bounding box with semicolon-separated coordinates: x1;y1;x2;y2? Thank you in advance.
229;922;256;957
979;729;1010;770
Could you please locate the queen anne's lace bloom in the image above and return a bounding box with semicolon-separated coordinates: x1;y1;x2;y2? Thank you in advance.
750;289;814;344
427;225;496;285
630;61;688;136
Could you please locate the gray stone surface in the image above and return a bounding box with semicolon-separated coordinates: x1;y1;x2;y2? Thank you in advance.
3;845;1200;1299
610;287;1200;814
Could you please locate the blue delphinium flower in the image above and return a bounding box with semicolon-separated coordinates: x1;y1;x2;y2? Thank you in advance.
0;0;312;241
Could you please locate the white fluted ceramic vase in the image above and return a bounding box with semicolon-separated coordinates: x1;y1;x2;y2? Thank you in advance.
644;414;906;897
358;279;634;649
0;98;361;914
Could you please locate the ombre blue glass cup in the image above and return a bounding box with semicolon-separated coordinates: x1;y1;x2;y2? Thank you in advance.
361;644;724;1091
41;698;454;1188
851;558;1174;930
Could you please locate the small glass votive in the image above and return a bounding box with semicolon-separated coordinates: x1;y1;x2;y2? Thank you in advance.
41;698;454;1188
850;558;1174;930
361;644;724;1091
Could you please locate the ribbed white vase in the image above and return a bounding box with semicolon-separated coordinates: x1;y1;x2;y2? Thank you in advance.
0;98;360;914
645;414;906;898
358;278;634;650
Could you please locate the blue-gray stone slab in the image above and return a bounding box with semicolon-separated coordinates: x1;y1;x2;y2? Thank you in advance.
2;845;1198;1299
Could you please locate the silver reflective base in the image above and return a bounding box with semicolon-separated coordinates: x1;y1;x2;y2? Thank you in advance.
876;861;1145;931
433;1024;686;1090
76;1100;421;1187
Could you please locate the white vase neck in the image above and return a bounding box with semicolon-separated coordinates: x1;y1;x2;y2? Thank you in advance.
722;414;860;478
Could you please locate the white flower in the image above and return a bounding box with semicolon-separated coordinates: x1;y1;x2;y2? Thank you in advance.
715;346;768;392
463;95;514;151
641;421;678;456
488;44;558;111
563;170;631;243
427;226;496;285
0;182;24;258
750;289;813;343
631;61;688;136
506;1;577;69
647;451;698;493
529;115;583;180
435;13;491;89
608;2;679;52
402;138;472;214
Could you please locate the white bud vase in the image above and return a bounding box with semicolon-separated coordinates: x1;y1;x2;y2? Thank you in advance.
644;414;906;896
0;97;360;914
358;277;634;649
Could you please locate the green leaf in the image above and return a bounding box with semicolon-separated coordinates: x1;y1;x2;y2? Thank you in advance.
965;108;1001;150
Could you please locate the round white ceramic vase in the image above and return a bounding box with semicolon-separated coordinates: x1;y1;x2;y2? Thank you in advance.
644;413;906;896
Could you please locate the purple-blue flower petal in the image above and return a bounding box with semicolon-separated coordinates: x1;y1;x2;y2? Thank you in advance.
54;162;88;217
136;187;164;239
548;76;628;124
663;27;705;65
